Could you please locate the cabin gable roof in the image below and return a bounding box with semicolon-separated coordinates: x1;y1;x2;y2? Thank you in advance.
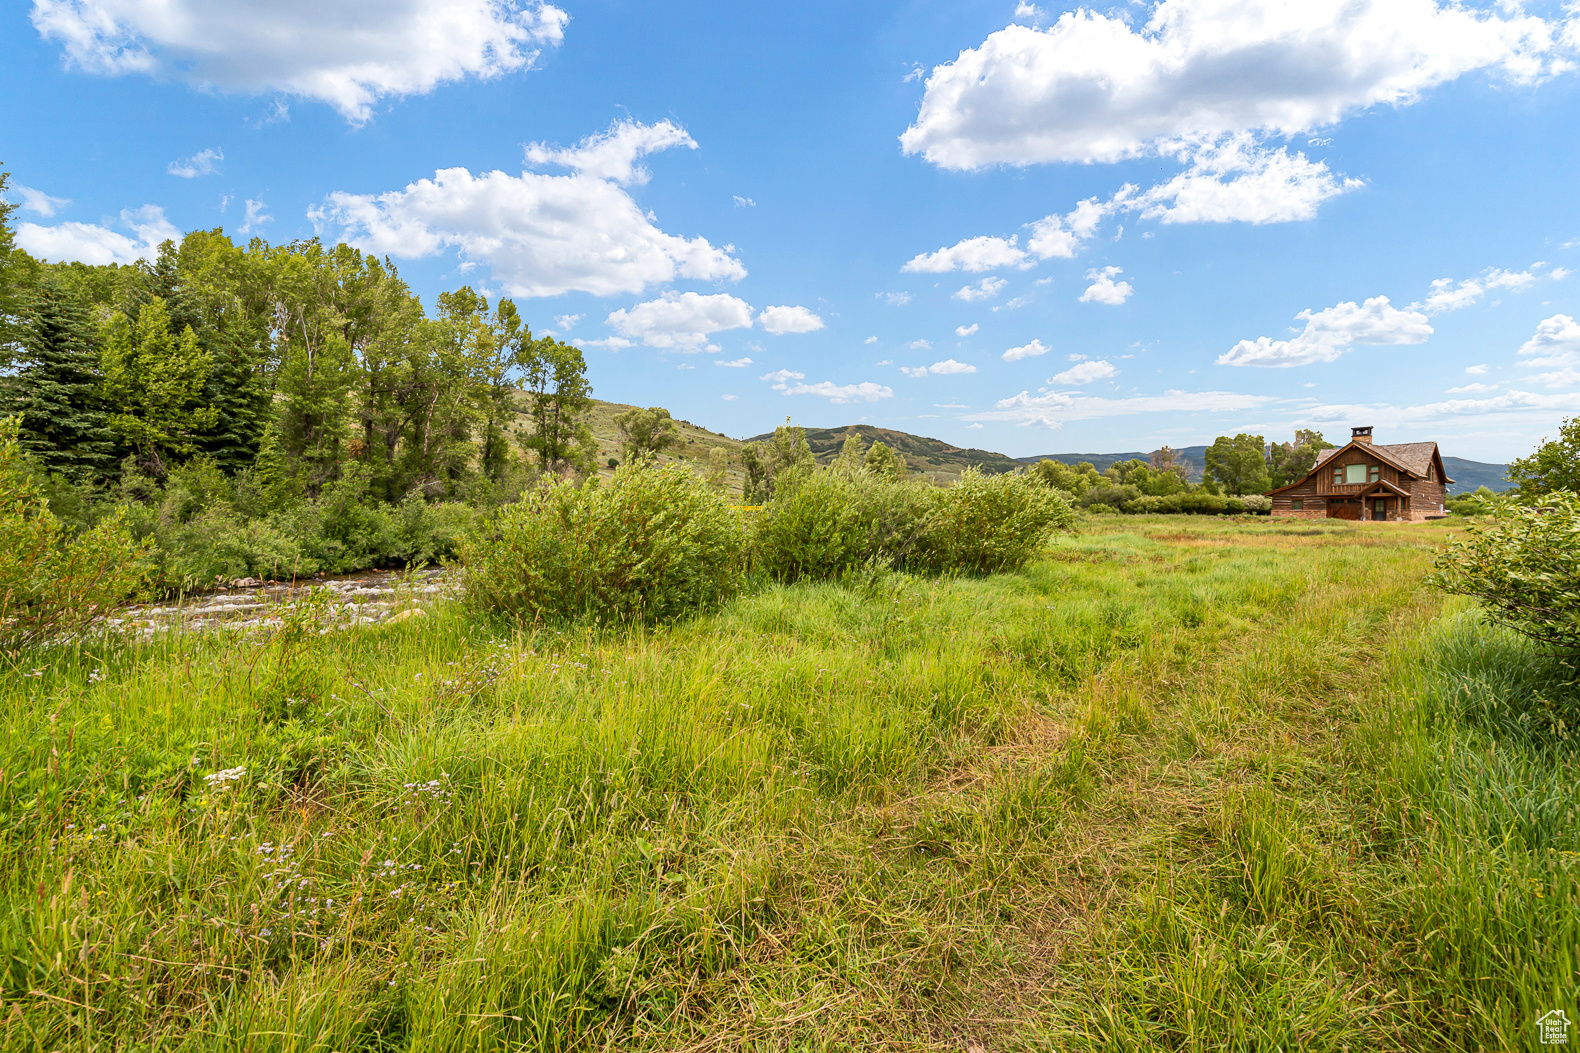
1270;436;1453;493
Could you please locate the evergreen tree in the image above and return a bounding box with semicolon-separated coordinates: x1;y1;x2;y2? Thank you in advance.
3;279;115;479
197;315;271;474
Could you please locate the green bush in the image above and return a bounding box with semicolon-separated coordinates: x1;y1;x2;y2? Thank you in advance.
1429;491;1580;652
912;469;1074;575
461;461;747;626
0;419;150;650
754;470;932;583
1122;492;1270;515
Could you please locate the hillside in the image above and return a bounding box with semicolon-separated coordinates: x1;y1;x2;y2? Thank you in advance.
746;423;1024;484
1441;457;1509;494
525;398;750;494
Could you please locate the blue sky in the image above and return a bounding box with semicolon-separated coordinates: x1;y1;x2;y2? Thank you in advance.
6;0;1580;461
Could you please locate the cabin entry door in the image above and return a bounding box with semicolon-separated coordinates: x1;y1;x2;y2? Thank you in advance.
1371;499;1387;521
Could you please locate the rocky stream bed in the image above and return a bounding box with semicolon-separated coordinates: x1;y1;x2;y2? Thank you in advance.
109;567;452;635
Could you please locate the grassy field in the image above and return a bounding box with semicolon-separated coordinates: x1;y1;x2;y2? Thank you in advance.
2;516;1574;1050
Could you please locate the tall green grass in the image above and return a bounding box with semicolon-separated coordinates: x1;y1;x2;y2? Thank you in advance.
1;515;1566;1050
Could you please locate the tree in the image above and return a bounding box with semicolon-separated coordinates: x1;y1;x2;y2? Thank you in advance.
830;432;866;476
1150;446;1192;485
99;299;220;476
741;419;814;502
1204;433;1271;495
1266;428;1334;488
706;446;730;490
1507;416;1580;501
2;279;115;480
520;336;595;476
863;440;907;480
614;406;681;462
0;167;25;364
1031;458;1100;497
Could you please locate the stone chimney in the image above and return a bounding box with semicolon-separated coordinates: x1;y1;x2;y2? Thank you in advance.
1352;426;1373;445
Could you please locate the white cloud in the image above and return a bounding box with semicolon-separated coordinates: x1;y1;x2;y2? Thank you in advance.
1219;295;1433;367
1303;389;1580;429
716;357;752;367
32;0;568;123
967;422;985;429
903;234;1029;273
904;359;978;377
9;184;69;217
1466;363;1489;375
1014;2;1043;19
167;147;222;178
907;339;932;351
605;291;754;352
1048;359;1117;385
553;313;582;330
763;369;893;403
865;336;879;344
1079;266;1133;305
576;336;633;351
901;0;1569;171
522;119;691;185
15;204;179;265
975;388;1274;427
1417;264;1559;314
1516;314;1580;385
1132;136;1362;224
1002;339;1050;362
1446;382;1498;393
956;323;979;337
758;304;824;335
722;394;738;401
954;277;1007;302
310;119;744;298
733;195;755;208
238;198;271;235
881;291;912;306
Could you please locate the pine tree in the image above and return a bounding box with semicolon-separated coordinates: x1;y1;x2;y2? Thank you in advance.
197;316;270;474
3;280;115;479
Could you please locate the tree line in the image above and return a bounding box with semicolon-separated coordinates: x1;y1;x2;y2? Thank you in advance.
0;169;596;509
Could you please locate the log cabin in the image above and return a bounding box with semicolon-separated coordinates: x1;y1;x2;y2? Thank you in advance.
1266;426;1453;522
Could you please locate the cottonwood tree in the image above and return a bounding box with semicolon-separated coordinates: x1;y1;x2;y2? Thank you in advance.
614;406;681;462
521;336;596;476
1266;429;1333;488
1507;416;1580;501
99;299;219;476
742;419;814;502
1204;433;1271;495
863;440;907;480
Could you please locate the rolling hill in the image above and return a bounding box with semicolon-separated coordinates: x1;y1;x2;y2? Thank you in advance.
746;424;1024;484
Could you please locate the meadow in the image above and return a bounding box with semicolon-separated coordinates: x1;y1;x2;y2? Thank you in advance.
1;515;1574;1050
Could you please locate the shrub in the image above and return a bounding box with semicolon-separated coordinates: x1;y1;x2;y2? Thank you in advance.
1429;491;1580;652
461;461;746;626
912;469;1074;575
0;419;149;650
754;470;931;583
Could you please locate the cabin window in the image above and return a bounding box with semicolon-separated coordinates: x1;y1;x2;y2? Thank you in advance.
1343;463;1369;485
1332;466;1342;485
1368;465;1380;483
1292;499;1304;510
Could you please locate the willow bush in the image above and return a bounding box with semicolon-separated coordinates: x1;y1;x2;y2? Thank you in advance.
0;418;149;651
460;460;746;627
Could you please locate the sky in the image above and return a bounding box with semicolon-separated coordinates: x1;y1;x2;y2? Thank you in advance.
5;0;1580;462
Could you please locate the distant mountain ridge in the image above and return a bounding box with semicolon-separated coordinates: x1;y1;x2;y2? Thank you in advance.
745;423;1509;495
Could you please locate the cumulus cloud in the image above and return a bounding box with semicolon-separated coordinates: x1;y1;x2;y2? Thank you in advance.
310;119;744;298
733;195;755;208
15;204;179;265
32;0;568;123
605;291;754;352
903;359;978;377
1302;389;1580;429
901;0;1570;170
1132;136;1362;224
1417;263;1563;314
903;234;1029;273
908;339;932;351
954;277;1007;302
167;147;222;178
8;184;69;217
974;388;1273;428
1002;339;1050;362
956;323;978;337
1219;295;1432;367
1446;382;1498;394
1048;359;1117;385
1079;266;1133;305
758;304;824;335
1466;363;1488;375
881;291;912;306
1516;313;1580;387
716;357;753;367
762;369;893;403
